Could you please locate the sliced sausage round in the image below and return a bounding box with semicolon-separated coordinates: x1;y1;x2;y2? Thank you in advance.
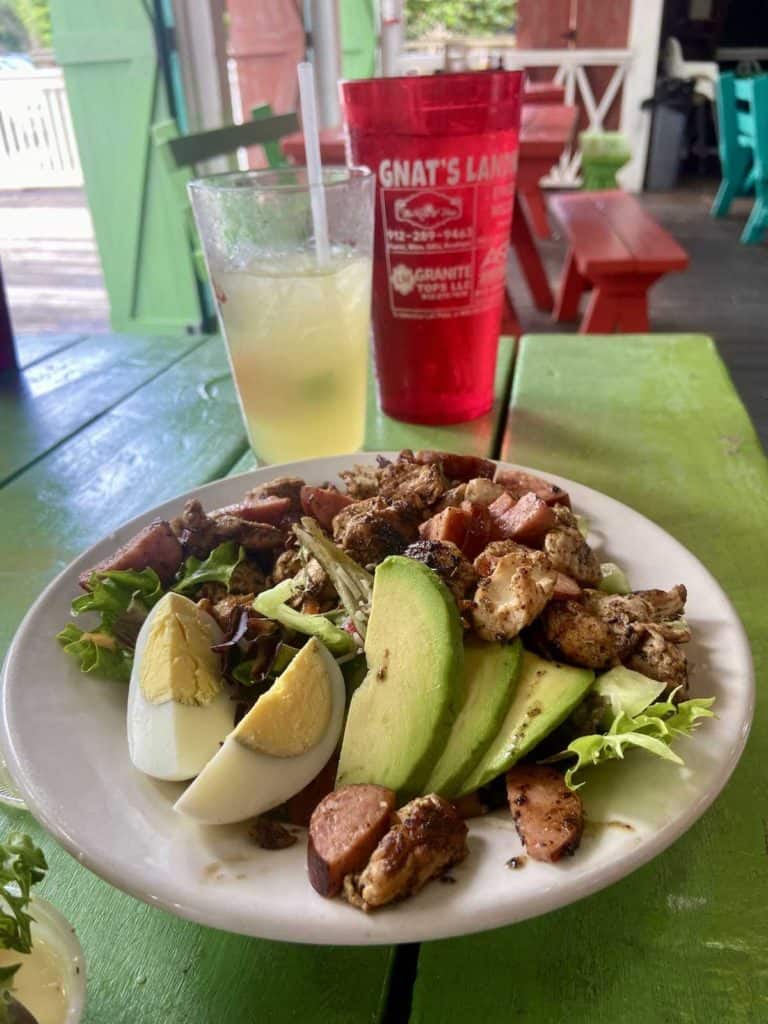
308;784;396;897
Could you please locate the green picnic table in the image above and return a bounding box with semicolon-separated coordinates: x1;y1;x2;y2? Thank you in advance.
1;331;766;1022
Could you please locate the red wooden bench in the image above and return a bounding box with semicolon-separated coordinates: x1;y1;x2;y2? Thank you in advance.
548;190;689;333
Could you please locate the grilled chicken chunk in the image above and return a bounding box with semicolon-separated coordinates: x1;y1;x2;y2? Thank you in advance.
539;598;618;669
332;496;420;567
376;459;447;508
627;626;689;697
540;586;690;687
543;525;601;587
472;545;557;641
403;540;478;604
78;519;183;589
506;764;584;862
343;794;468;911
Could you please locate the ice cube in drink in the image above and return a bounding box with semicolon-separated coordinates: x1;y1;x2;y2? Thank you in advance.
214;250;372;463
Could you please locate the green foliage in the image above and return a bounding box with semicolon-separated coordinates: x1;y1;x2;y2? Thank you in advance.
0;5;28;52
9;0;50;49
405;0;517;39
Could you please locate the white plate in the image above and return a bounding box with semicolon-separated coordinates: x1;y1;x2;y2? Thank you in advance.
0;455;754;945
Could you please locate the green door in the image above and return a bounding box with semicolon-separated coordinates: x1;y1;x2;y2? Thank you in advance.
341;0;377;80
50;0;203;334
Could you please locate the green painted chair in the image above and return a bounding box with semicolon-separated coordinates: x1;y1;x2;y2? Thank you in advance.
711;72;768;244
152;106;299;327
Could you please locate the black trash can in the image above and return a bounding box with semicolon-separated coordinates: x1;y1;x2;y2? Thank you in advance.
643;79;695;190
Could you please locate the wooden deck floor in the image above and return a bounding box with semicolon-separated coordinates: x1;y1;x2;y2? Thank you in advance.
3;184;766;447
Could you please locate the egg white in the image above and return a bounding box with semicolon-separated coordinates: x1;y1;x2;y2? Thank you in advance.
127;595;235;782
173;641;345;824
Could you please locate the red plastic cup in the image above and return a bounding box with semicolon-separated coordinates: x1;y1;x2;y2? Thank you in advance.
342;71;522;424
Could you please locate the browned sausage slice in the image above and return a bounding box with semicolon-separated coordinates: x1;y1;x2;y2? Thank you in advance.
300;486;354;530
308;784;396;897
490;492;558;547
211;496;292;524
414;450;495;481
493;467;571;508
505;764;584;862
78;520;183;590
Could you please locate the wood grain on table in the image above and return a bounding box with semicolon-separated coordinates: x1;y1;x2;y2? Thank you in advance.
412;335;768;1024
0;332;516;1023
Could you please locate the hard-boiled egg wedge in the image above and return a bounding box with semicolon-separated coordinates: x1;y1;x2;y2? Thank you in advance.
174;637;344;825
127;592;235;781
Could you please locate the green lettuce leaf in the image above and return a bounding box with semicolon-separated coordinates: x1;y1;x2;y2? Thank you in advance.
72;567;163;647
0;833;47;955
253;580;357;657
545;691;716;789
173;542;245;595
56;625;133;683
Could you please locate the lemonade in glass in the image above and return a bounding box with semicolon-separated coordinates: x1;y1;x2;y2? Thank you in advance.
189;167;374;463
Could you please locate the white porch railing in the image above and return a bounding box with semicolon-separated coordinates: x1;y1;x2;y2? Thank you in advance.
0;68;83;189
397;46;634;190
504;49;632;188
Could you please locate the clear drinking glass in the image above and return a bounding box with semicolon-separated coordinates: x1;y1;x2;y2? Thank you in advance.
189;166;375;463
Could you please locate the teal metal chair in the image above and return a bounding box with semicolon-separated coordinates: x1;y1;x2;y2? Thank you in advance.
711;72;768;244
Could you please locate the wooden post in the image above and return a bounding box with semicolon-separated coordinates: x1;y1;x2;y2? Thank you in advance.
0;261;18;373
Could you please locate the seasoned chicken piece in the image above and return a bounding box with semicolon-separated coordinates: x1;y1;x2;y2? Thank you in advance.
434;482;467;511
343;794;468;911
273;548;302;583
471;545;557;641
627;625;689;697
245;476;305;514
403;540;478;603
543;526;601;587
634;584;687;622
377;459;446;509
464;478;506;506
473;539;519;577
339;463;382;500
332;497;419;567
539;585;690;672
539;599;619;669
175;499;284;557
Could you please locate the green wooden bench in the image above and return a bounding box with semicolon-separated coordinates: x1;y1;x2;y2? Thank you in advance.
711;72;768;244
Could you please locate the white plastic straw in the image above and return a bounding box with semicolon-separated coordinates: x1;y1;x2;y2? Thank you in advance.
298;61;330;267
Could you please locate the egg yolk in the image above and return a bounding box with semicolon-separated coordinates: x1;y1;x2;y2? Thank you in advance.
140;593;221;706
233;638;331;757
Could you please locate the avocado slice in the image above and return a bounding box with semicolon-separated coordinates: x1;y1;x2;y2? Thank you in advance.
456;650;594;796
424;638;523;798
336;556;463;800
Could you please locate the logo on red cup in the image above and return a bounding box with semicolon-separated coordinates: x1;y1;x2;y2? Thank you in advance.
393;191;463;230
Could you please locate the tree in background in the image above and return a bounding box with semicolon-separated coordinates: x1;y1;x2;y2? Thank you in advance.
405;0;517;39
0;4;29;52
9;0;51;49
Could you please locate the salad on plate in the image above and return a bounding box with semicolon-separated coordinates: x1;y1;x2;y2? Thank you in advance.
57;449;714;913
